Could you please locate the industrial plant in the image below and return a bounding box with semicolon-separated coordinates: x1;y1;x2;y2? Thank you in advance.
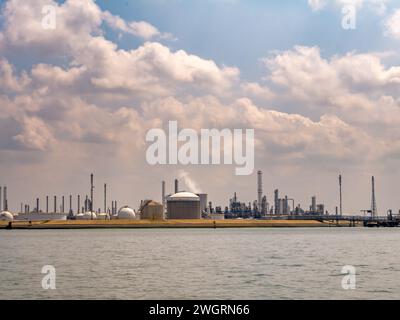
1;169;399;228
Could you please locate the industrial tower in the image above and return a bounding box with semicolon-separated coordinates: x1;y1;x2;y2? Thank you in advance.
257;170;262;214
339;174;343;216
371;176;377;218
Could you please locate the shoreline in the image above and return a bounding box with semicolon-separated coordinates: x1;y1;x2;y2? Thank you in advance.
0;219;358;230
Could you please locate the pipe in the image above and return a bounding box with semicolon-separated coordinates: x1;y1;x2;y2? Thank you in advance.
162;181;166;211
90;173;94;214
69;195;72;214
104;183;107;213
4;186;7;211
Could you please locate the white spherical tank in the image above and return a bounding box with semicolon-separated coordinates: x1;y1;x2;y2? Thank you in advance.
0;211;14;222
117;206;136;219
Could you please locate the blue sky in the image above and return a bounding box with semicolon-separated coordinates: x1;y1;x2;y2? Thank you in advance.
89;0;400;81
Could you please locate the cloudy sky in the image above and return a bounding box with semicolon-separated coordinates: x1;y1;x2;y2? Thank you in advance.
1;0;400;215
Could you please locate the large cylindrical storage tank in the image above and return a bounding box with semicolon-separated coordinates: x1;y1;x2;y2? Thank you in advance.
141;200;164;220
196;193;208;213
167;192;200;219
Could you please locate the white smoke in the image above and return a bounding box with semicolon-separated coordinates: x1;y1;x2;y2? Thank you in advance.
178;170;203;193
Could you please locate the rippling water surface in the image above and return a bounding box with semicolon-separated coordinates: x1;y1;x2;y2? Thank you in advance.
1;228;399;299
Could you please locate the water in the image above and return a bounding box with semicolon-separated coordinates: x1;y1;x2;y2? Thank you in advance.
0;228;399;299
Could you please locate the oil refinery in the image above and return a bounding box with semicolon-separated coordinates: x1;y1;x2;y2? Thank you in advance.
1;170;399;228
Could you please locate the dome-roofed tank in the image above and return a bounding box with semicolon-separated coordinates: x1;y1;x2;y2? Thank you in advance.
117;206;136;219
167;192;200;219
0;211;14;222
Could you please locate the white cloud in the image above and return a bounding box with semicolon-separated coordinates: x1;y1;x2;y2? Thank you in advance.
308;0;327;12
13;116;55;151
102;11;175;40
308;0;389;14
384;9;400;39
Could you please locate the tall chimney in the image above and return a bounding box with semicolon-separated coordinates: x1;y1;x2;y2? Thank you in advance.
54;196;57;213
36;198;39;212
3;186;7;211
0;186;2;212
78;195;80;214
46;196;49;213
62;196;65;213
90;173;94;214
162;181;166;210
257;170;262;214
104;183;107;213
339;174;343;216
174;179;178;194
69;195;72;214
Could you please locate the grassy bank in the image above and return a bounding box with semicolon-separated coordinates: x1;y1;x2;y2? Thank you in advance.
0;219;357;229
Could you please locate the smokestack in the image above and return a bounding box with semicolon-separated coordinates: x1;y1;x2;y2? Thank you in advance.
339;175;343;216
69;195;72;214
104;184;107;213
174;179;178;194
85;195;88;212
90;173;94;215
46;196;49;213
274;189;279;215
54;196;57;213
78;195;80;214
4;186;7;211
311;196;317;213
0;186;2;212
36;198;39;213
62;196;65;213
371;176;377;218
162;181;166;210
257;171;262;214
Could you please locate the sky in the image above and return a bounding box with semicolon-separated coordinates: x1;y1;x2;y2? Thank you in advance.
1;0;400;215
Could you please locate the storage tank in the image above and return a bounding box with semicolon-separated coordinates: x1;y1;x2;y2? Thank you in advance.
96;213;110;220
117;206;136;219
140;200;164;220
196;193;208;213
0;211;13;222
76;212;97;220
167;192;200;219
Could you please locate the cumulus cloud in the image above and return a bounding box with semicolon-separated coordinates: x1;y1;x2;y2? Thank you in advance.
102;11;175;40
384;9;400;39
13;116;55;151
0;59;31;92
